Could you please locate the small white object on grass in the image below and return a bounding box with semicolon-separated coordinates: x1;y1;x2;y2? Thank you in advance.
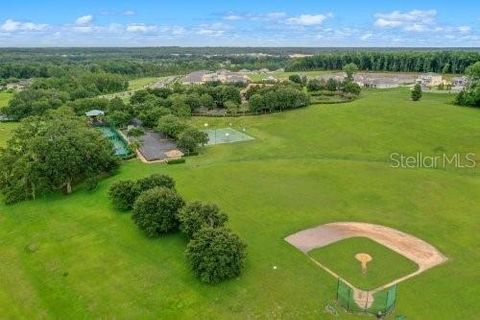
273;265;277;270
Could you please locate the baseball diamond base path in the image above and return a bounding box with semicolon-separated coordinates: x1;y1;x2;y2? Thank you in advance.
285;222;448;308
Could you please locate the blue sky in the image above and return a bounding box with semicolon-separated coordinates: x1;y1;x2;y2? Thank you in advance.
0;0;479;47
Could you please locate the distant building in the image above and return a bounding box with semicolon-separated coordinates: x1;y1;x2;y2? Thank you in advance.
183;70;211;84
261;76;278;83
452;76;467;86
183;70;250;85
289;54;314;58
416;73;443;87
5;79;32;91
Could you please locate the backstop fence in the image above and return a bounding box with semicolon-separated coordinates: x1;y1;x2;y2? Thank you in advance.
336;278;397;316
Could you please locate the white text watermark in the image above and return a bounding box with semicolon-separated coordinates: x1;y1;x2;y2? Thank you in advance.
390;152;476;168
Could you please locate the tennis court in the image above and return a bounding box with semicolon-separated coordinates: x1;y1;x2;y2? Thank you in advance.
204;128;254;145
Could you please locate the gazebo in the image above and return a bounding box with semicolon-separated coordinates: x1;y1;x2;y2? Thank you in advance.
85;110;105;117
85;109;105;125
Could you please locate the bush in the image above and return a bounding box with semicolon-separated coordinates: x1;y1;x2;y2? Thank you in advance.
85;176;98;191
127;127;144;137
178;201;228;239
167;158;186;165
136;174;176;193
307;79;323;92
132;187;185;237
342;81;361;96
108;174;175;211
157;114;187;139
185;227;247;283
177;127;209;154
108;180;139;210
411;84;422;101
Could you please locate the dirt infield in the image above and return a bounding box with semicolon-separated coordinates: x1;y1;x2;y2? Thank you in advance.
285;222;448;307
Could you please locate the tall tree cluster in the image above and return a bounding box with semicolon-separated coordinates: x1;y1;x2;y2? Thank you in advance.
0;108;118;204
287;51;480;74
455;61;480;107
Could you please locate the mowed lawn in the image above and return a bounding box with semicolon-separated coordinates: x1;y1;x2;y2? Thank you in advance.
0;92;16;147
1;88;480;319
248;70;338;82
308;237;418;291
0;92;13;107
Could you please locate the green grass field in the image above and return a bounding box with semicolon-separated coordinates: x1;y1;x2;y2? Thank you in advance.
0;93;16;147
248;70;337;82
309;237;418;290
1;88;479;319
0;122;18;147
128;77;160;90
0;92;13;107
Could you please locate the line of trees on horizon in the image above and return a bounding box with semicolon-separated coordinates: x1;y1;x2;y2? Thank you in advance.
286;51;480;74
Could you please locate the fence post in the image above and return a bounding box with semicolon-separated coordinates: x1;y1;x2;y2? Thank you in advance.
385;287;389;314
347;285;351;311
365;290;369;312
336;278;339;301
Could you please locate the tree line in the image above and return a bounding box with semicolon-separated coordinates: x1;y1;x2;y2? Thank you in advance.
286;51;480;74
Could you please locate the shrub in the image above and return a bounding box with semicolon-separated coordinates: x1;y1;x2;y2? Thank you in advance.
157;114;187;138
136;174;176;193
167;158;186;165
108;180;138;210
307;79;323;92
127;127;144;137
178;201;228;239
85;176;98;191
342;81;361;96
185;227;247;283
132;187;185;237
177;127;209;154
411;84;422;101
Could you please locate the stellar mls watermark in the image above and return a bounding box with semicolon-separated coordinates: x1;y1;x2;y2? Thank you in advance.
390;152;477;169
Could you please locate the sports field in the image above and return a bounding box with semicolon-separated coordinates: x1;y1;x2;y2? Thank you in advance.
309;237;418;290
1;88;479;319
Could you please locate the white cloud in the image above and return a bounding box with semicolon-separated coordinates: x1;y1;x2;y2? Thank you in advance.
224;14;243;21
360;33;373;41
126;23;157;33
374;10;436;31
75;15;93;26
107;23;124;33
287;14;327;26
160;26;186;36
0;19;48;32
122;10;136;16
196;23;227;37
73;26;98;33
456;26;471;34
264;12;287;21
286;14;329;26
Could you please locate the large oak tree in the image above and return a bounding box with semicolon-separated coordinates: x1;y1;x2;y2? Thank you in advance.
0;108;118;203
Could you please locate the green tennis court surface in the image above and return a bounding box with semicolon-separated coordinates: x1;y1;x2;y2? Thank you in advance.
204;128;254;145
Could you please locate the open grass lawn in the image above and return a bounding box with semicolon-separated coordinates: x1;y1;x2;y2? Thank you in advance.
0;93;16;147
248;70;337;82
128;77;160;90
0;122;19;147
0;92;13;107
308;237;418;290
1;88;480;319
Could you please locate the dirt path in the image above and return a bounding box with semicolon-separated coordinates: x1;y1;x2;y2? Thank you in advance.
285;222;448;308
